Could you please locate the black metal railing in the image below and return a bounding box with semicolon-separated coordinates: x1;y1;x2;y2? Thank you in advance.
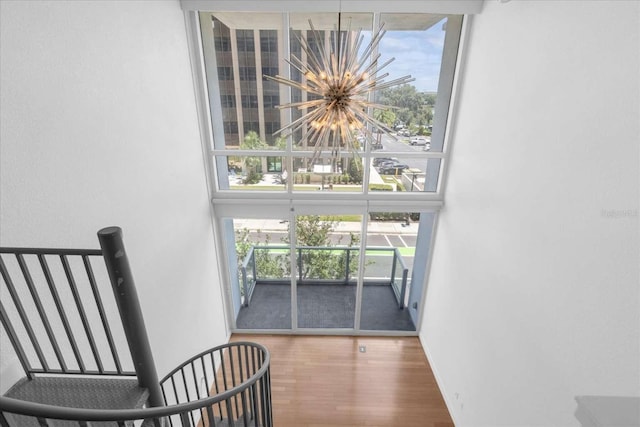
241;245;409;308
0;246;134;379
1;227;272;426
0;341;272;426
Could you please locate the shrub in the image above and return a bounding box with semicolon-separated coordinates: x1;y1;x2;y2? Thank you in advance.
369;183;393;191
243;171;263;185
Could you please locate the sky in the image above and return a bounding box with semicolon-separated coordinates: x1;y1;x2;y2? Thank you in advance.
374;19;447;93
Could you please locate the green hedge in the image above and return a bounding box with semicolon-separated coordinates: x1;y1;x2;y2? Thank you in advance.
369;183;393;191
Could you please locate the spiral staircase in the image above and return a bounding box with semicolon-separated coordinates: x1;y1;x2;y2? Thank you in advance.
0;227;271;427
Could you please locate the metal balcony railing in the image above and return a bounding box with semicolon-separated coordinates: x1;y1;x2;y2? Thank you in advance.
241;245;409;309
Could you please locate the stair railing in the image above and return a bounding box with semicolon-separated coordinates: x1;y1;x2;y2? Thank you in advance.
0;227;163;407
1;227;272;426
0;341;272;426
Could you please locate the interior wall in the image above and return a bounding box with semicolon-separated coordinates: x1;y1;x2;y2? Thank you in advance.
421;1;640;426
0;0;228;392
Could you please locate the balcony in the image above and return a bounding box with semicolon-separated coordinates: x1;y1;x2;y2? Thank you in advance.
235;245;416;331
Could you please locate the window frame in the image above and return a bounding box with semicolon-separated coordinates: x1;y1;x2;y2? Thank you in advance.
182;4;474;334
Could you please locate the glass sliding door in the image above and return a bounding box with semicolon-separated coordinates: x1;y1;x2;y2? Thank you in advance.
294;212;363;330
360;210;420;331
225;216;291;330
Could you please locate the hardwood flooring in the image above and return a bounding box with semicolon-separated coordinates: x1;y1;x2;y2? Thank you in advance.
230;334;454;427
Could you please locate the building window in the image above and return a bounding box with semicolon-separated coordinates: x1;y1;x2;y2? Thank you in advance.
260;30;278;52
243;121;259;133
263;95;280;108
261;67;279;81
266;157;282;172
215;35;231;52
223;121;238;134
221;94;236;108
236;29;255;51
238;67;257;81
264;121;281;135
217;66;233;80
241;95;258;108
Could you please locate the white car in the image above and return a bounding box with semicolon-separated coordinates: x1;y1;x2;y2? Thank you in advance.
410;136;429;146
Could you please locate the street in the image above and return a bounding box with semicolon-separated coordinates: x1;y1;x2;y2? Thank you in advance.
371;133;429;172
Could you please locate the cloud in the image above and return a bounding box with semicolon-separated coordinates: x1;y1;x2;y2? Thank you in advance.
376;30;445;92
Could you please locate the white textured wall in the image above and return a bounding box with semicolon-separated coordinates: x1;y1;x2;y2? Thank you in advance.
0;0;228;392
422;1;640;426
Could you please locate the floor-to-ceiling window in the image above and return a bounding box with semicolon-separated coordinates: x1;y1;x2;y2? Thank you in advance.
186;7;465;334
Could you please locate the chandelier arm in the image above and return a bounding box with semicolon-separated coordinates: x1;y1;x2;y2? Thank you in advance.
356;24;386;68
275;108;325;136
285;56;314;76
295;105;335;131
354;53;382;78
369;57;396;76
357;75;416;93
297;40;327;78
276;99;326;110
345;29;365;73
265;75;325;96
291;26;328;82
307;20;333;76
356;102;401;111
354;110;394;132
331;126;340;154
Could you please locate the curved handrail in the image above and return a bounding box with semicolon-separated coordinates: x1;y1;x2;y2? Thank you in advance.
0;341;270;424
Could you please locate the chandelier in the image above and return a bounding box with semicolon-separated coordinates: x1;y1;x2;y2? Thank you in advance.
265;14;415;162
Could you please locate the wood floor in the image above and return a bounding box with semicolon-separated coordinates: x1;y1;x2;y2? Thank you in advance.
230;334;453;427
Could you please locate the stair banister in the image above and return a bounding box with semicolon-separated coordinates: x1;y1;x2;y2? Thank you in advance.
97;226;164;408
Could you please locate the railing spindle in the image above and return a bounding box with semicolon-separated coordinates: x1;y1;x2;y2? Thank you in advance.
82;255;123;374
15;254;67;372
210;351;223;420
60;254;100;373
37;254;84;372
205;405;216;427
0;301;32;379
0;256;49;371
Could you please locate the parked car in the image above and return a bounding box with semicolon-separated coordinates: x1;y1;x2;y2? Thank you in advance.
376;160;402;170
423;143;431;151
398;129;411;137
410;136;429;146
380;164;409;174
373;157;398;167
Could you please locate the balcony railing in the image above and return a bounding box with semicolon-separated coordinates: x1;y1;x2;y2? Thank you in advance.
241;246;409;309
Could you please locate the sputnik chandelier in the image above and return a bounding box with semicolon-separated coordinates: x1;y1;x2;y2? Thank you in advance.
265;14;415;162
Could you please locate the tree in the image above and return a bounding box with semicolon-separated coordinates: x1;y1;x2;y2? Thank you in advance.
377;85;437;130
237;216;360;282
235;228;287;284
240;131;267;184
374;109;396;130
347;158;363;184
288;216;360;281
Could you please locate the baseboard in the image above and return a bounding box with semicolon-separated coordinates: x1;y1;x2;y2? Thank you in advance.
419;333;459;427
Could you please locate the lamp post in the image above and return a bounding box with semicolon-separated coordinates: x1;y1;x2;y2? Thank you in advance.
408;168;421;192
